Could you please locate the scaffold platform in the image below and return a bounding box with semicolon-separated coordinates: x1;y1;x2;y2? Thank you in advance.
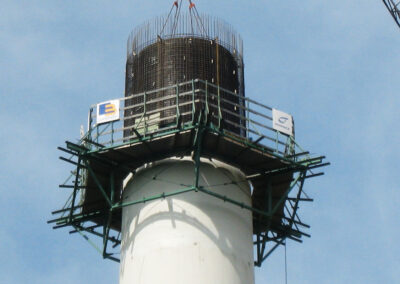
49;79;328;266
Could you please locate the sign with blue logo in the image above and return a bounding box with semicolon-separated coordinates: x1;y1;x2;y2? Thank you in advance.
272;108;294;136
96;99;120;124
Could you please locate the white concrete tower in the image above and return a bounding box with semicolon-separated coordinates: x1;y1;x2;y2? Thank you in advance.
120;158;254;284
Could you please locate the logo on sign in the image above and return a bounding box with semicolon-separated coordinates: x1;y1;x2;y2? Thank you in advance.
272;109;294;136
96;99;120;125
99;102;117;116
278;116;289;124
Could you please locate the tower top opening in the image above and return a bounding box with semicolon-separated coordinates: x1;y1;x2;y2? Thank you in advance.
127;12;243;61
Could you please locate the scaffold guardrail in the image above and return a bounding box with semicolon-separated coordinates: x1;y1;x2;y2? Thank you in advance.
84;79;299;159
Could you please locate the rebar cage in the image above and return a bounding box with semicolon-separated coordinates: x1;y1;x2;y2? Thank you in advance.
127;13;243;62
125;14;245;138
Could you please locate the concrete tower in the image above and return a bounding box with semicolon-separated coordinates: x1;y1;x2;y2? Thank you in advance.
50;2;328;283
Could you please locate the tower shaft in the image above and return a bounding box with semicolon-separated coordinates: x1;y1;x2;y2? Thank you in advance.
120;158;255;284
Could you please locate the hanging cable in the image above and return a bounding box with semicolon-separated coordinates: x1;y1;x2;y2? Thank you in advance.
189;0;195;34
172;0;183;35
192;4;208;36
188;0;207;36
285;239;288;284
160;0;209;38
160;1;179;37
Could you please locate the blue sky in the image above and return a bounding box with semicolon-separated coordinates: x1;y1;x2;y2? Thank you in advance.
1;0;399;283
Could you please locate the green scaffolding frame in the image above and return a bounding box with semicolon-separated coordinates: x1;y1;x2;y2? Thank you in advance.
49;80;328;266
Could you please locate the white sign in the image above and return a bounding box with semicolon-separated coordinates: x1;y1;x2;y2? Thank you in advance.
272;108;294;136
96;99;120;125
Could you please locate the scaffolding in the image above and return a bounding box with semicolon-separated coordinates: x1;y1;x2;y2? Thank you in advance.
49;79;328;266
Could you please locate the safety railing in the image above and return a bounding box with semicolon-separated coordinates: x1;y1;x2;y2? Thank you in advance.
84;79;296;157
